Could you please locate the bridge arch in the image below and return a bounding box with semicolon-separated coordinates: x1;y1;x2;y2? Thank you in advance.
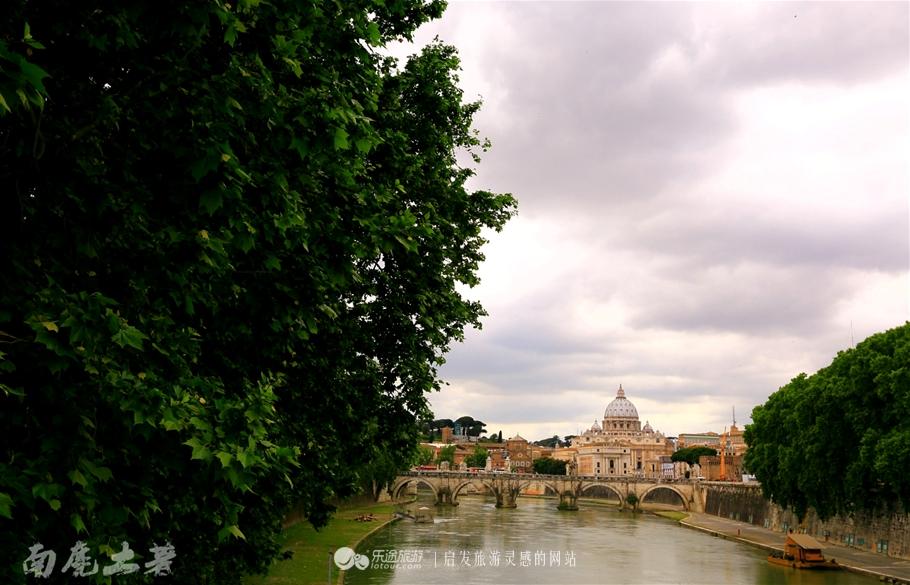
639;484;689;510
391;477;438;501
451;480;495;501
578;483;624;502
540;484;559;497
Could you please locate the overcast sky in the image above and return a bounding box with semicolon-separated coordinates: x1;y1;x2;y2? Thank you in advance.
391;1;910;441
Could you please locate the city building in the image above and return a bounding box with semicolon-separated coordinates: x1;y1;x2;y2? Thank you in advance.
505;435;532;473
677;432;721;449
565;385;675;478
698;454;744;481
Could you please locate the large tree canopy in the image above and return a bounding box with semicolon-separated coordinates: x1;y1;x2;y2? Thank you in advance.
744;322;910;521
0;1;515;583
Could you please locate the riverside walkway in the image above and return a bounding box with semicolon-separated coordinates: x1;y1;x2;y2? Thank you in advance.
681;512;910;584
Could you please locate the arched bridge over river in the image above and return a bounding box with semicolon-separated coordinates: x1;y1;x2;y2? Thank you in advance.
391;471;709;512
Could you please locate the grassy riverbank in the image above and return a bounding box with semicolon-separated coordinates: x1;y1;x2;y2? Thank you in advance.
244;500;398;585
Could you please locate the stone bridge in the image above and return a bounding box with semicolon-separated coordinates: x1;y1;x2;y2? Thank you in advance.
391;471;707;512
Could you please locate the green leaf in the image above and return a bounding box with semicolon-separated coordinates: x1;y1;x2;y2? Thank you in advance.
184;437;212;461
161;408;182;431
264;256;281;271
32;483;65;501
354;136;373;154
218;524;246;542
111;324;147;350
333;128;350;150
71;513;87;534
200;190;223;214
89;466;113;482
40;320;59;332
49;499;61;511
19;61;50;93
236;449;253;468
0;492;13;519
68;469;88;488
216;452;234;468
366;22;381;46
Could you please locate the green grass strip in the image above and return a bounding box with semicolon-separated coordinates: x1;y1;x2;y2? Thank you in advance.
245;501;398;585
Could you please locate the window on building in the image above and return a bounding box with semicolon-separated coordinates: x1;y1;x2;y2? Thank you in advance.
877;540;888;554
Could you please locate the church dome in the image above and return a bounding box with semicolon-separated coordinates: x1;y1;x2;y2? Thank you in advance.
603;385;639;419
642;420;653;433
590;420;601;431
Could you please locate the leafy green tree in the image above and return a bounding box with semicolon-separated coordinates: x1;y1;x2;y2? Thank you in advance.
532;457;567;475
435;445;456;467
414;445;435;467
464;446;488;468
433;418;455;431
498;430;503;443
535;435;562;448
362;447;416;502
0;1;515;583
625;492;640;512
455;415;486;437
671;446;718;466
745;322;910;520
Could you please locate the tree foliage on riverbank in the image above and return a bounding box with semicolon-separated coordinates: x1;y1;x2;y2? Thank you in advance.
532;457;567;475
671;446;717;466
744;322;910;520
0;1;515;583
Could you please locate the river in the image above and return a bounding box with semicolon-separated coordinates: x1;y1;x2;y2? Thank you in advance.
344;495;878;585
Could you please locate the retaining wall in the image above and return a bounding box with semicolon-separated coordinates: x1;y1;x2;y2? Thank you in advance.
704;483;909;560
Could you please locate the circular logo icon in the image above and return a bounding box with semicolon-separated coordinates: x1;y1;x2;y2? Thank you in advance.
334;547;357;570
334;547;370;570
354;554;370;570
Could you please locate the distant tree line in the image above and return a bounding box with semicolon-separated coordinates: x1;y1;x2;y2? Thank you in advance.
533;435;568;448
420;416;500;441
671;446;717;466
745;322;910;520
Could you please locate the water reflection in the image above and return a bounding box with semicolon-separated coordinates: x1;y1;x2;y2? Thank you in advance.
345;495;879;585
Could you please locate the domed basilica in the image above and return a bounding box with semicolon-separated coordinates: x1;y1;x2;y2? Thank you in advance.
568;385;674;478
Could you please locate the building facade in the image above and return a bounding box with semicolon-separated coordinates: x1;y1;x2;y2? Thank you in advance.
567;385;675;478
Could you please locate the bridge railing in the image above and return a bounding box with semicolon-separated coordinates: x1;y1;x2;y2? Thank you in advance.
399;469;760;486
399;470;720;484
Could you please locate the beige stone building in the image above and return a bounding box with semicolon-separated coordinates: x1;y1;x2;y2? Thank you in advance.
505;435;532;473
569;385;675;478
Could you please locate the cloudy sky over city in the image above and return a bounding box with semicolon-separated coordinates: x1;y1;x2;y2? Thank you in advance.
392;1;910;440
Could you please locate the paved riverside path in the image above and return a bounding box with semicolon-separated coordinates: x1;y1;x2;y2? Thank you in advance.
680;512;910;583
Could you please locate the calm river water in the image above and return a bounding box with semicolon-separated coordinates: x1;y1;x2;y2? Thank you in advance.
344;495;878;585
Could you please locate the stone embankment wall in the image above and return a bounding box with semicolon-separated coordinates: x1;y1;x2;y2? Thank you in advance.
704;483;909;560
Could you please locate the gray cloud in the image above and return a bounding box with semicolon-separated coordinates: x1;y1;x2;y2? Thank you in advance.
411;1;910;438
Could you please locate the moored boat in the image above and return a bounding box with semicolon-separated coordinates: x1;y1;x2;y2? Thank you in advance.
767;533;840;570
